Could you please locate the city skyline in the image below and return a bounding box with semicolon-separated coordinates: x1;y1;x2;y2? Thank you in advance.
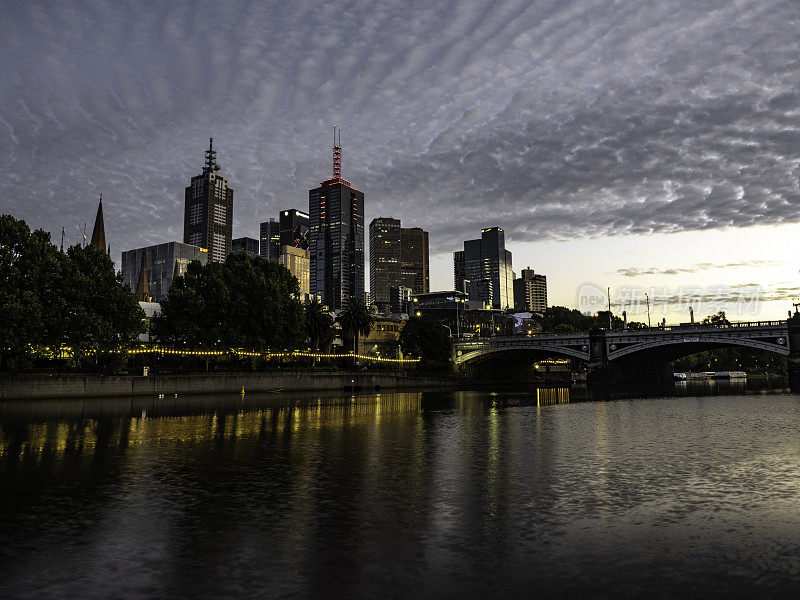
2;0;800;321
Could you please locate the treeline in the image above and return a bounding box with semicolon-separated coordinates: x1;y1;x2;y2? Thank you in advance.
0;215;144;371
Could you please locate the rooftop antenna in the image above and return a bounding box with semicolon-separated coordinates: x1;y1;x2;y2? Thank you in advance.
332;125;342;179
204;137;218;174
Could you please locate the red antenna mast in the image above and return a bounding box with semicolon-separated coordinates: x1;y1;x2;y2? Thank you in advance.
332;126;342;179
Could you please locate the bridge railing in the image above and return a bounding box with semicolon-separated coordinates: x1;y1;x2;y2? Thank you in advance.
452;320;787;345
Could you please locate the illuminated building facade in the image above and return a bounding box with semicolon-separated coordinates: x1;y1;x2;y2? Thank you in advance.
370;218;429;312
183;138;234;263
279;245;310;296
280;209;310;250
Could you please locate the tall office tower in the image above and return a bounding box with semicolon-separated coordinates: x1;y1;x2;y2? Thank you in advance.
259;218;280;261
279;245;310;296
400;227;429;294
308;127;365;310
369;217;401;312
183;138;234;263
232;236;259;257
279;209;310;249
122;242;209;302
453;227;514;309
370;218;430;312
514;268;548;312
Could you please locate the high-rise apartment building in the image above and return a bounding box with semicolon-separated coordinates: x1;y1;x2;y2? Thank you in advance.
122;241;208;302
453;227;514;310
232;237;259;257
369;218;429;312
259;218;280;261
308;128;364;310
183;138;233;263
514;268;547;312
279;209;310;250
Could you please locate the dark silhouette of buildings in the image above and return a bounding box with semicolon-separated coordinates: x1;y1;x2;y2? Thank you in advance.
308;127;364;310
183;138;233;263
259;218;280;261
232;236;259;257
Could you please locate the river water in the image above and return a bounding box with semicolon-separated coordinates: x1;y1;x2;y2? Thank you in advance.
1;383;799;599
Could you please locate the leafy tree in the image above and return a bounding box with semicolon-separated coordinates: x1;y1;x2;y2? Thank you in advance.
0;215;66;369
304;297;334;351
0;215;143;371
338;297;374;355
153;252;304;350
61;244;146;357
399;315;452;372
702;311;730;326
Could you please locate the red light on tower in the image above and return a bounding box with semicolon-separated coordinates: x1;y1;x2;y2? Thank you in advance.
332;125;342;179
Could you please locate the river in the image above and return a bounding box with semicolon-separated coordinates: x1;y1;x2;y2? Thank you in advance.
1;382;799;598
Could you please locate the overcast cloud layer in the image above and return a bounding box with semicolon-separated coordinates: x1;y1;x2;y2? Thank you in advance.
1;0;799;258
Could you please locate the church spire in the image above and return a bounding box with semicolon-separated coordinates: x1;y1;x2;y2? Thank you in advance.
135;253;150;302
90;193;106;251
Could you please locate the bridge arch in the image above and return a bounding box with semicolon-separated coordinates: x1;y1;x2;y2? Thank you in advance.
606;335;789;362
456;343;590;365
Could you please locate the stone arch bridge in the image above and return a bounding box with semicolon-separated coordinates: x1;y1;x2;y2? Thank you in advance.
454;320;800;384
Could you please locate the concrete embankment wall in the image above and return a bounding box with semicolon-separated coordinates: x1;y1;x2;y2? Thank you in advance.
0;372;457;401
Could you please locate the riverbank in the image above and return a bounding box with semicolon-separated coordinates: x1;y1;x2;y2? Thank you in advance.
0;371;461;400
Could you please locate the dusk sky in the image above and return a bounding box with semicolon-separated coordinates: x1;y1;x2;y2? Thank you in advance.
2;0;800;321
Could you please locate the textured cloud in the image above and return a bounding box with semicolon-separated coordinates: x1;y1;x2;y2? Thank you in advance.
616;260;782;277
1;0;799;263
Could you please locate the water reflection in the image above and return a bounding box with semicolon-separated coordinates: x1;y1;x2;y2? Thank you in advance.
2;383;800;598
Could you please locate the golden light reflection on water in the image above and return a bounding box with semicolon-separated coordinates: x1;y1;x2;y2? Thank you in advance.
0;393;423;463
536;387;570;406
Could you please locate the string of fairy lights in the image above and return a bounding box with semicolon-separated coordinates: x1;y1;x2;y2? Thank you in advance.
12;346;420;364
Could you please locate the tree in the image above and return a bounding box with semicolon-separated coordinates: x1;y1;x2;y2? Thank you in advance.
304;297;334;352
338;297;374;355
153;252;304;350
0;215;143;371
0;215;66;369
399;315;452;372
61;244;145;357
703;311;730;326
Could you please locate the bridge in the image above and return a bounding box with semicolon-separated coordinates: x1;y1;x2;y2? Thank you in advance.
453;319;800;385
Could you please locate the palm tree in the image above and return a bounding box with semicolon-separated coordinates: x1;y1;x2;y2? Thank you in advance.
304;298;334;352
338;297;374;362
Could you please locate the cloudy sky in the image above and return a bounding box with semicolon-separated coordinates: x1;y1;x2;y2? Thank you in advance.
2;0;800;321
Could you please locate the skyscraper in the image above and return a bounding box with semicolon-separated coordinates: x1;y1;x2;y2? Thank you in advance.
453;227;514;309
369;218;429;312
259;219;280;261
183;138;233;263
279;245;310;296
279;209;310;249
369;217;401;312
400;227;429;294
514;268;548;312
308;127;365;310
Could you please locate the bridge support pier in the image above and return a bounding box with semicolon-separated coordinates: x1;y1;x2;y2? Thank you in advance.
787;316;800;392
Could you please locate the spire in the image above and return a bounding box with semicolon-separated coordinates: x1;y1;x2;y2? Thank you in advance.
332;126;341;179
135;253;150;302
204;137;218;174
90;193;106;251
